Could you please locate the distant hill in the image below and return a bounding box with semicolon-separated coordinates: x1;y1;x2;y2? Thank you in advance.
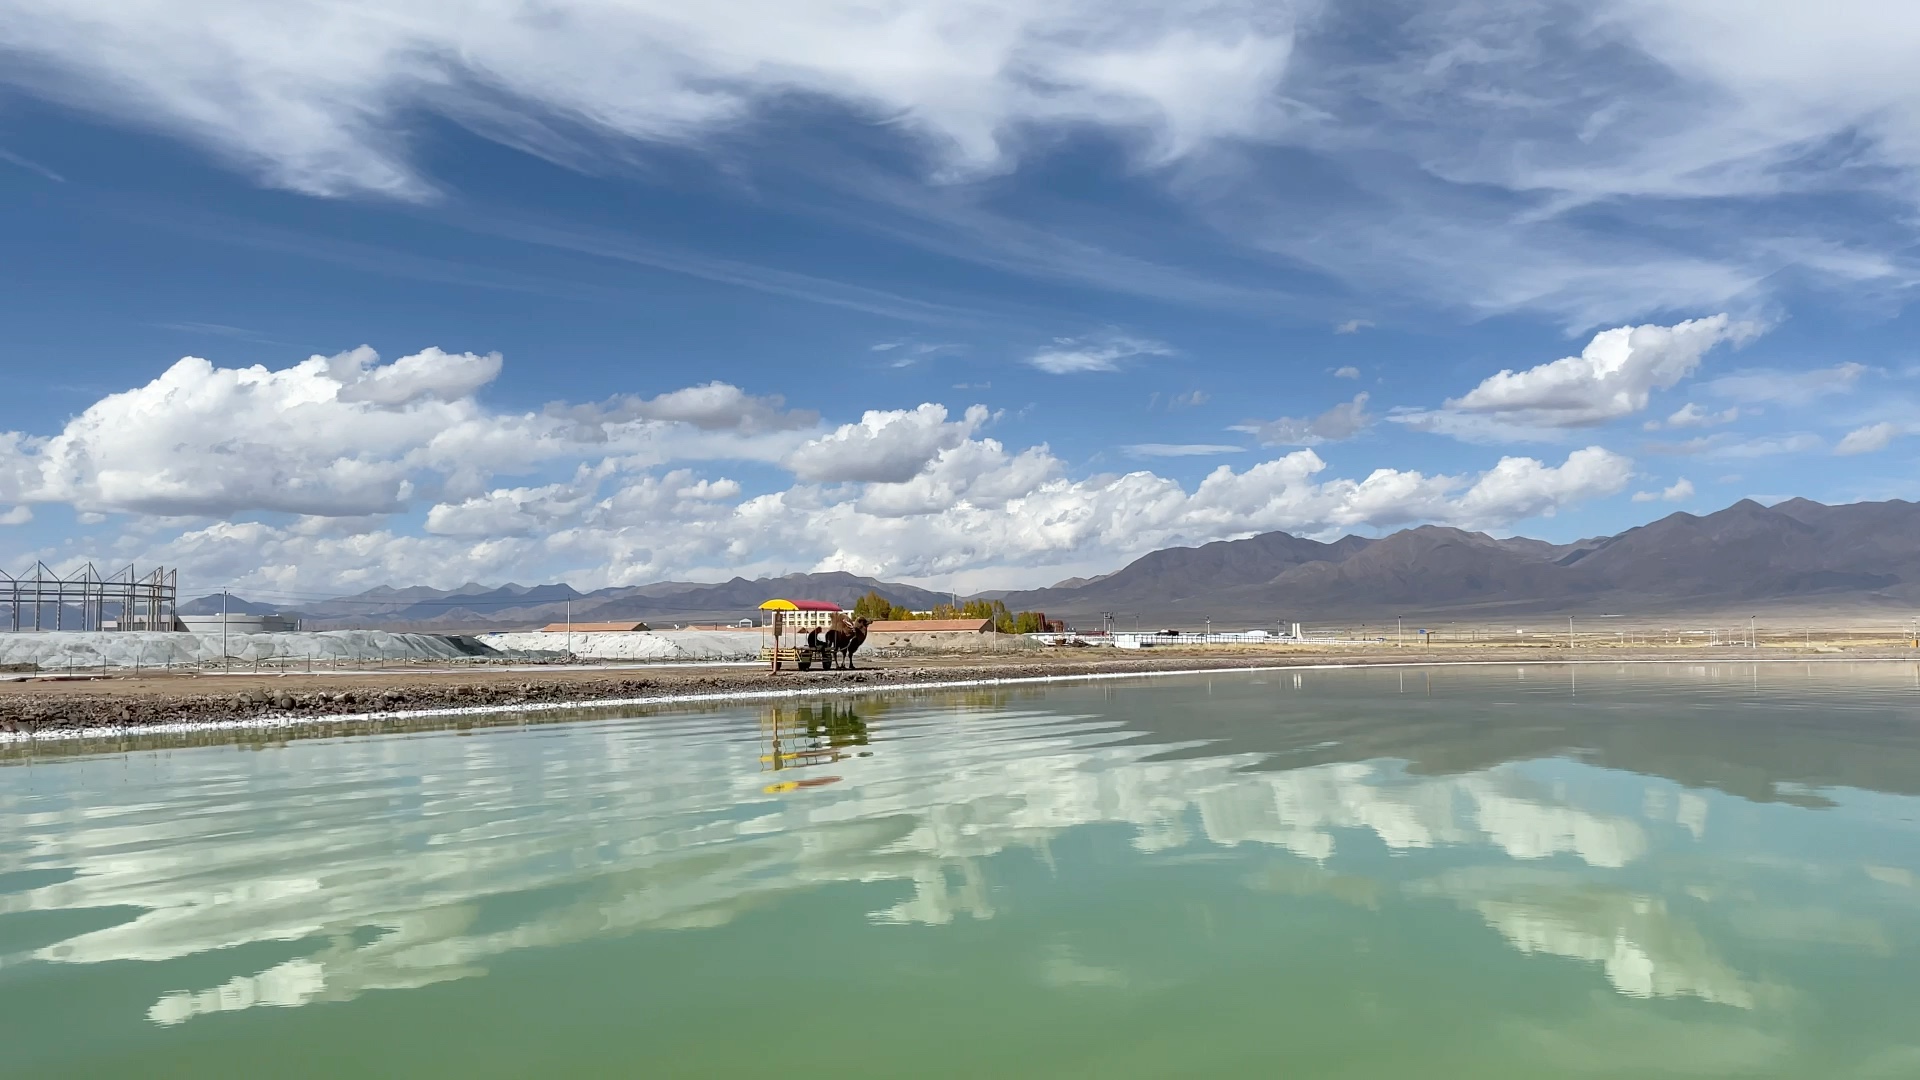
177;594;298;617
201;497;1920;630
273;571;952;631
997;498;1920;625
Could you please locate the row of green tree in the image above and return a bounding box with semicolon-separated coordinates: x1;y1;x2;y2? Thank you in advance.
849;590;1049;634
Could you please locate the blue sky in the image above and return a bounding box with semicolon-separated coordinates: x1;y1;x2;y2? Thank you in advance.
2;0;1918;596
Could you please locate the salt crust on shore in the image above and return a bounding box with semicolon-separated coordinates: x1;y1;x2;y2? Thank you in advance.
4;657;1912;749
0;629;766;670
0;630;493;669
477;631;760;661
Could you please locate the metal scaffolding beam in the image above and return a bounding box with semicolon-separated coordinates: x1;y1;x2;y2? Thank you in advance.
0;563;178;632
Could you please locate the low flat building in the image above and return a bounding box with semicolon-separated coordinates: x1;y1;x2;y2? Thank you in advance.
757;599;844;630
862;617;1003;653
178;613;299;634
864;619;992;633
540;620;649;633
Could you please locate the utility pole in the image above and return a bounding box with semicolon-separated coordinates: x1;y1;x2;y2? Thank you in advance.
566;598;573;658
222;589;229;674
1749;614;1756;649
1568;615;1574;652
1397;616;1404;646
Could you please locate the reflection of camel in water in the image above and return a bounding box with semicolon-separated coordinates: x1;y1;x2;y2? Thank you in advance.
800;702;870;748
822;614;870;669
760;701;871;778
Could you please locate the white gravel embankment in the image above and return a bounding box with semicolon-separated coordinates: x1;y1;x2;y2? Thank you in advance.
476;630;761;661
0;630;498;670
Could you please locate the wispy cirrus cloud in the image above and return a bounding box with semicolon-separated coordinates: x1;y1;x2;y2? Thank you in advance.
870;340;964;367
1122;443;1242;458
1707;363;1868;404
1027;334;1173;375
1645;432;1823;459
4;1;1918;329
1233;393;1371;446
0;146;65;182
1644;403;1741;431
1834;421;1911;455
0;0;1309;200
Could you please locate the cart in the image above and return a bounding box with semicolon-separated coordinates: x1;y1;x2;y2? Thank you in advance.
758;598;845;672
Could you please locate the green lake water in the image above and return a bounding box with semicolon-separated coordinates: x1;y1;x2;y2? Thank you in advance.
4;662;1920;1077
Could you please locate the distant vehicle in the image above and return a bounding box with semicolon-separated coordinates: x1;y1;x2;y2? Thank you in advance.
1158;629;1179;636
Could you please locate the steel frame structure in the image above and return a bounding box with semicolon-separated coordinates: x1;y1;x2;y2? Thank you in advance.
1;563;178;632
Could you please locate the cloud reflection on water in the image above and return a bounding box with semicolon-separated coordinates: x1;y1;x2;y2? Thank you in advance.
0;677;1912;1035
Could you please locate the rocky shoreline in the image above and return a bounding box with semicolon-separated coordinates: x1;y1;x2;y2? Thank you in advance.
3;646;1913;740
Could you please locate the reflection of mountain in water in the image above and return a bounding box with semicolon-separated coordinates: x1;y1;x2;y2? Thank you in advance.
1101;664;1920;806
0;700;1672;1027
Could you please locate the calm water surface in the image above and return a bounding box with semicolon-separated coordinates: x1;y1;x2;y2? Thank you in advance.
4;663;1920;1077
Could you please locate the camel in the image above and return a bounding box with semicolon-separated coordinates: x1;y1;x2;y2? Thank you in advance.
822;615;870;669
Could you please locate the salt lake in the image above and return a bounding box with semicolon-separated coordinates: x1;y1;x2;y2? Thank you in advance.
4;662;1919;1077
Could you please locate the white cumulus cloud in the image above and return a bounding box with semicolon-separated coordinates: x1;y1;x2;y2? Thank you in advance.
783;404;990;483
330;345;502;406
1397;315;1753;441
622;382;819;432
6;346;1641;593
1632;478;1696;503
1447;447;1636;527
4;348;814;520
129;439;1632;593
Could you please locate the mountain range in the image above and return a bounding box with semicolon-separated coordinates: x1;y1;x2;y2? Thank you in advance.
182;572;955;632
183;497;1920;630
991;496;1920;625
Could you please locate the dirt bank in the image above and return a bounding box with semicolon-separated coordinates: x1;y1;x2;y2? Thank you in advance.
3;644;1915;738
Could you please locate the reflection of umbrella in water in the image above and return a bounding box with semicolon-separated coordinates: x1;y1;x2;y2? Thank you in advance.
764;776;843;795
